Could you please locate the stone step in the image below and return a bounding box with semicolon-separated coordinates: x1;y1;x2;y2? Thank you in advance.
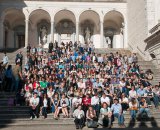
1;111;160;119
138;61;153;64
142;68;160;71
0;106;30;110
0;120;160;128
0;110;30;114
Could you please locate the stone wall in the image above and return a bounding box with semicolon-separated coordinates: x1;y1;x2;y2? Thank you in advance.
127;0;148;59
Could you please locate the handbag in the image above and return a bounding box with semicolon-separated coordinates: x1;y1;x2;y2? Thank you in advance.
87;120;97;128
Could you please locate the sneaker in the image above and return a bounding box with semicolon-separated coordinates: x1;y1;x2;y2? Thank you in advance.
30;117;33;120
34;116;37;119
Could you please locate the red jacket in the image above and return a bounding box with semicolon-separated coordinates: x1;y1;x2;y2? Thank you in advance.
82;97;91;106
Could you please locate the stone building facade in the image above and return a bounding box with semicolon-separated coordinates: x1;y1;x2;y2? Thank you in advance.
1;0;160;66
0;0;127;49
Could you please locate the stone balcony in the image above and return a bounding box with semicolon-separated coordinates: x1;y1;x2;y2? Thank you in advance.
145;23;160;68
23;0;127;2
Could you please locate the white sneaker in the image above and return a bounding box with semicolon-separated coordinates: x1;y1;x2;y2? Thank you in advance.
30;117;33;120
35;116;37;119
123;111;126;114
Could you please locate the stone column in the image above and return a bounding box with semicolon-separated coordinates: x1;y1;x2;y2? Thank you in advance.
0;19;4;48
123;23;126;48
51;21;54;43
76;21;79;43
100;21;104;48
25;19;29;48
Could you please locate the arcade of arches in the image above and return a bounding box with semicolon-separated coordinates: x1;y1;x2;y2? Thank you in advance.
0;8;125;49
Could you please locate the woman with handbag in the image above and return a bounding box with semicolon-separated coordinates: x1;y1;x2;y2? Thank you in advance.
99;102;112;128
129;98;138;121
86;106;97;128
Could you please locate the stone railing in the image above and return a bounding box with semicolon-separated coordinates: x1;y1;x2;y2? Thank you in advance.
25;0;127;2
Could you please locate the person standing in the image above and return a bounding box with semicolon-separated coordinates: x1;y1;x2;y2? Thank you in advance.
27;44;31;54
42;94;48;119
15;51;23;66
5;65;12;91
48;42;53;53
11;62;22;92
2;52;9;67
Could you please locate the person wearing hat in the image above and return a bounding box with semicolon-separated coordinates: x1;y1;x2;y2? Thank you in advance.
111;98;125;128
29;92;40;119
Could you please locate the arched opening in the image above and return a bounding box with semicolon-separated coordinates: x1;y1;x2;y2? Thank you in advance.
29;9;51;48
150;53;156;59
3;8;25;49
103;11;124;48
79;10;100;47
54;10;76;44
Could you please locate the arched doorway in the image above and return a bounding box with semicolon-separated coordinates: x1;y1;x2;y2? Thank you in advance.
54;10;76;45
103;11;124;48
79;10;100;47
3;8;25;49
29;9;51;48
14;25;25;48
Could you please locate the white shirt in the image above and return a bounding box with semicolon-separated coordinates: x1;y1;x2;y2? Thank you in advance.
2;55;9;64
30;97;39;106
129;102;138;108
119;97;129;103
47;91;54;98
128;57;133;64
43;98;48;107
91;96;99;105
98;57;103;63
101;96;110;106
78;82;86;89
129;90;137;99
72;97;82;106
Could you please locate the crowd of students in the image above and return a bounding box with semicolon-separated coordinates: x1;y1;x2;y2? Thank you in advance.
0;41;160;129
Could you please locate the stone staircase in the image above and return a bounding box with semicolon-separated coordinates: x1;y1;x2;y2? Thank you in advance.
95;48;160;85
0;48;160;129
0;48;26;66
0;48;160;85
0;92;160;129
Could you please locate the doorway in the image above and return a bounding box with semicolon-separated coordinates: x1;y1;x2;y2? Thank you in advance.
17;35;25;48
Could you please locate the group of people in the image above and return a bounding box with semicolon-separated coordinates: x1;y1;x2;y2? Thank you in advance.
0;40;160;129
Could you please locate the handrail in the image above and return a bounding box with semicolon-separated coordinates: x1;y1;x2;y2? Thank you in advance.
128;44;133;51
137;46;145;55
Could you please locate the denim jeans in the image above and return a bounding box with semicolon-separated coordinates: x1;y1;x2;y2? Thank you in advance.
114;113;124;125
130;110;136;119
11;77;19;92
42;107;47;118
139;108;151;117
92;104;100;117
153;95;159;107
